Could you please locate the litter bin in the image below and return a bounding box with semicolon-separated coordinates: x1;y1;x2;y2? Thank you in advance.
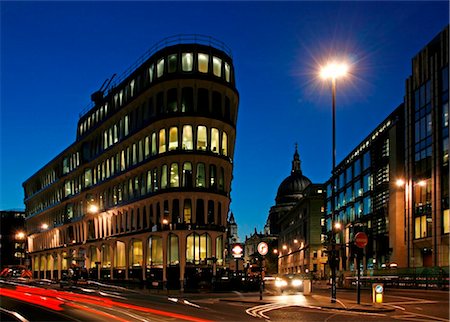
303;279;311;295
372;283;384;303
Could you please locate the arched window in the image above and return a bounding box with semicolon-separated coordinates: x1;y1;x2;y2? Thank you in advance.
211;128;219;153
170;163;179;187
129;240;143;267
197;53;209;73
196;126;207;150
196;163;206;187
157;58;164;78
183;199;192;224
169;127;178;151
182;125;193;150
161;165;168;189
114;241;126;268
168;54;177;73
182;53;193;72
167;234;179;265
222;132;228;156
159;129;166;153
186;233;211;264
148;236;163;266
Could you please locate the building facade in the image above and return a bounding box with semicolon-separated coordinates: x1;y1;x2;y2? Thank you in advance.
404;26;449;268
23;36;239;290
0;210;27;268
325;25;449;275
325;105;405;273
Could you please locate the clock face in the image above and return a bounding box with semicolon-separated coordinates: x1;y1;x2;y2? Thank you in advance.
257;242;268;256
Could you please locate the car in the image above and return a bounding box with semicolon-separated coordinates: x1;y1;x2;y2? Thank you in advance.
274;274;304;293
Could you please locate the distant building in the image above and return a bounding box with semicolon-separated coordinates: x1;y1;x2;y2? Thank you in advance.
244;229;278;275
263;145;326;277
22;35;239;290
0;210;26;268
227;212;239;246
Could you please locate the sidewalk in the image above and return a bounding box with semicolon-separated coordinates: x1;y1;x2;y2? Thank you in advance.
219;293;395;313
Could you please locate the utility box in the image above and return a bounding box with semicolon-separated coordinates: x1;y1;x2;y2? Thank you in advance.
372;283;384;303
303;279;312;295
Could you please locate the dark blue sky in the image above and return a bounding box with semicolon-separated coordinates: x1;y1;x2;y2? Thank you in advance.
1;1;448;240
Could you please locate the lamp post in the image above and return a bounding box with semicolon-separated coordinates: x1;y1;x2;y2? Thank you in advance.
320;61;348;303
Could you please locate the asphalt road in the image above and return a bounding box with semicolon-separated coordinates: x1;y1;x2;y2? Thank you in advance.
1;280;448;322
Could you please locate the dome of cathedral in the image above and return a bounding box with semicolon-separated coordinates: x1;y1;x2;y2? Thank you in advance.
275;145;311;204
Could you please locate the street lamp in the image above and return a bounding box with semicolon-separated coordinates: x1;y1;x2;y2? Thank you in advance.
320;60;349;304
41;223;49;230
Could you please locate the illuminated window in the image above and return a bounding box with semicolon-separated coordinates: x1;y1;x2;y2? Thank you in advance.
182;53;193;72
146;170;152;193
149;65;154;83
196;163;206;187
211;128;219;153
84;168;92;187
186;233;211;264
169;127;178;151
148;236;163;266
114;241;126;268
157;58;164;78
161;164;168;189
197;126;207;150
153;168;158;191
198;53;209;73
216;236;223;265
130;240;143;267
144;136;150;159
113;124;118;143
159;129;166;153
151;132;157;155
124;115;129;136
182;125;193;150
224;62;230;82
184;199;192;223
132;143;137;165
213;56;222;77
167;234;179;265
168;54;177;73
443;209;449;234
170;163;179;187
120;150;126;171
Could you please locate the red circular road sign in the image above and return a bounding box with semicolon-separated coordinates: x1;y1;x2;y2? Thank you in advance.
354;232;368;248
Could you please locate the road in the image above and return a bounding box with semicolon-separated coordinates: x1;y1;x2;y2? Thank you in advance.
1;279;448;321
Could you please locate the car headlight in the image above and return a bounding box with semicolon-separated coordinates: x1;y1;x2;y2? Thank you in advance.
275;279;288;287
292;279;303;287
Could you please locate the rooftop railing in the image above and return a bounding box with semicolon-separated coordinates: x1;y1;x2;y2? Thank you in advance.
79;34;232;118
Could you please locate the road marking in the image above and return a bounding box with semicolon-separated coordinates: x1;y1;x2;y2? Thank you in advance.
0;307;29;322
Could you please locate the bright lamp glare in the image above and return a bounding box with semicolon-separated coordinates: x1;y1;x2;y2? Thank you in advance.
88;204;99;213
396;179;405;187
292;279;303;287
320;62;348;80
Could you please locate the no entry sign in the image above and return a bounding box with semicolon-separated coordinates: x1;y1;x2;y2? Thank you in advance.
354;232;368;248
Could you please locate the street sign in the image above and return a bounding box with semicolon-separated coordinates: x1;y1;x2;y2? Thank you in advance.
355;232;368;248
257;242;268;256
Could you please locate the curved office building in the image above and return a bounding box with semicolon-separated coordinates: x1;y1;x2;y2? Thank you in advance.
23;36;239;290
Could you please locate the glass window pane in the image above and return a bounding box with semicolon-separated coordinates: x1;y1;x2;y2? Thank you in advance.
198;53;209;73
157;58;164;78
151;132;157;155
224;63;230;82
159;129;166;153
168;235;179;264
211;128;219;153
169;127;178;151
182;53;193;72
222;132;228;156
149;65;154;83
197;126;207;150
196;163;206;187
168;54;177;73
184;199;192;223
170;163;179;187
182;162;193;188
182;125;193;150
213;56;222;77
161;164;168;189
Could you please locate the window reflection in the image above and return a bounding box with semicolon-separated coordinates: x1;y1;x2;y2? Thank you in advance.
182;53;193;72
